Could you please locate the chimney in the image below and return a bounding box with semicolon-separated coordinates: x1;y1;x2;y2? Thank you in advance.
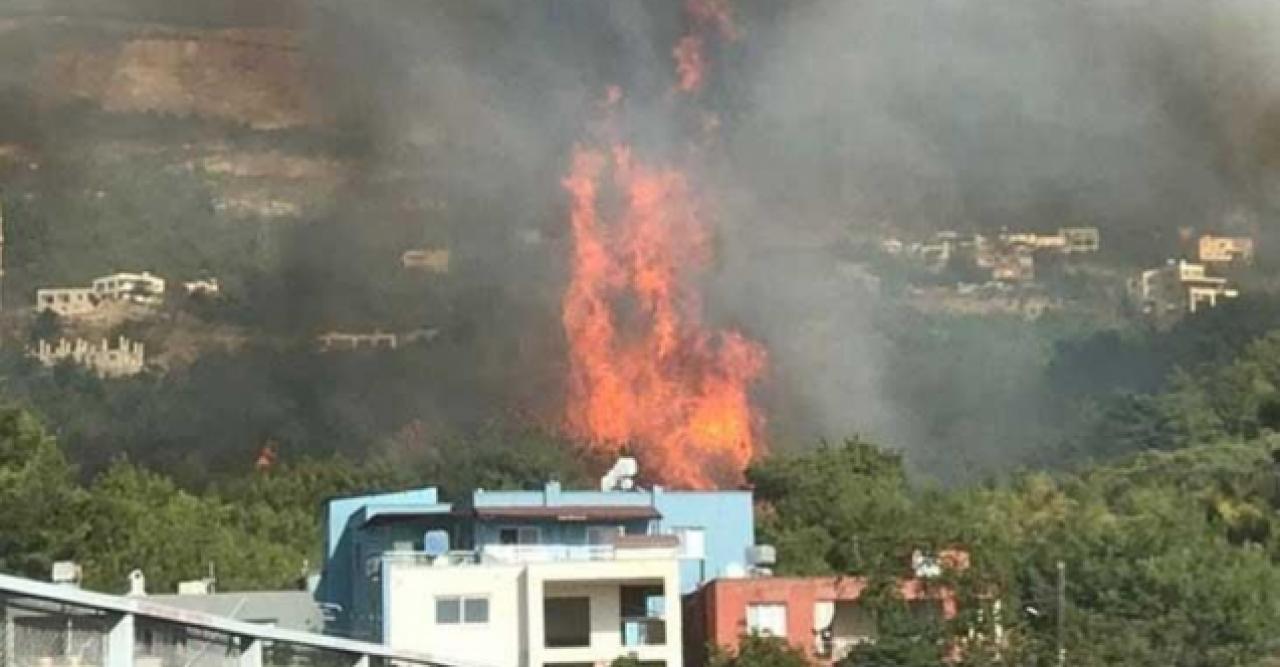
544;480;562;506
126;570;147;597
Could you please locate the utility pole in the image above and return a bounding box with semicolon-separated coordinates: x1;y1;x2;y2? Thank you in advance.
1056;560;1067;667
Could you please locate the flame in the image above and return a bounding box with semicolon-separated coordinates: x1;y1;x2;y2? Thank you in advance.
672;0;740;94
673;36;707;94
560;1;760;489
561;143;766;489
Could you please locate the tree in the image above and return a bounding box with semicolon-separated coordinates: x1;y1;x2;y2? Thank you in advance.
708;635;811;667
0;408;86;578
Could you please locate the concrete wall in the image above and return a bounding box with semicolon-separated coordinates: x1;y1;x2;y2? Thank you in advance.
384;560;526;667
691;577;957;664
318;488;440;635
472;520;651;548
654;491;755;593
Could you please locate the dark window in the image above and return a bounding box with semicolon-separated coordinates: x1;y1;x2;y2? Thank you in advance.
464;598;489;623
544;597;591;647
436;598;461;624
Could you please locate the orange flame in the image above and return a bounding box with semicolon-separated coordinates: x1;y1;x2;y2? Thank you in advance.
672;0;740;94
673;36;707;94
561;144;766;489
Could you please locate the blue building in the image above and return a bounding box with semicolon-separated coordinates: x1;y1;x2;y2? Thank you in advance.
316;466;756;642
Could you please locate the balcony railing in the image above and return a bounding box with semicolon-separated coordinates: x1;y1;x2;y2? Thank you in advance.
620;617;666;647
481;544;616;564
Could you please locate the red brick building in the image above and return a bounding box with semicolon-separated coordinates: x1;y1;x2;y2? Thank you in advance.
684;562;964;664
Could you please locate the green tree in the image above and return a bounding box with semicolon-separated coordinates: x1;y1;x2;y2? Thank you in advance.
708;635;811;667
0;408;86;578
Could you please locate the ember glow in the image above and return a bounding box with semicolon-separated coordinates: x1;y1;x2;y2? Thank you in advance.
561;142;766;489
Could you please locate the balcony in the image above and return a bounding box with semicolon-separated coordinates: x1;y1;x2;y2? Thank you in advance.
621;617;666;647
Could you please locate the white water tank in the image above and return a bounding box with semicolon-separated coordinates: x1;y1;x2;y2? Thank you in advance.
51;562;82;587
600;457;639;491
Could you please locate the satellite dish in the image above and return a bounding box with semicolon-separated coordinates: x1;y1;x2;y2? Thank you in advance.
423;530;450;557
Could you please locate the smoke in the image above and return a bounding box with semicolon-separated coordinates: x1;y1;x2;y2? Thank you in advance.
10;0;1280;479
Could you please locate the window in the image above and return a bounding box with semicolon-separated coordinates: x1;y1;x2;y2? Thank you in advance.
544;597;591;647
464;597;490;623
586;525;622;545
436;598;460;624
673;527;705;559
436;596;489;625
499;526;541;545
746;603;787;636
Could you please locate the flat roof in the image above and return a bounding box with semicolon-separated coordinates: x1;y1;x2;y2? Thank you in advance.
472;505;661;521
358;502;454;525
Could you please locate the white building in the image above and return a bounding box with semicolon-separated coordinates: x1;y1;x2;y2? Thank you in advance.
92;272;166;306
382;535;683;667
35;288;98;316
36;271;166;316
1136;259;1239;317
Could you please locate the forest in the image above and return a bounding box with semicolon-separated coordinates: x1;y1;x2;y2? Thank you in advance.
8;303;1280;665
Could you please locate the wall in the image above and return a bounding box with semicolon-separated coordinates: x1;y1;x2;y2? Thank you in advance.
383;560;526;667
693;577;957;663
526;559;682;667
318;488;440;636
654;491;755;593
472;519;652;548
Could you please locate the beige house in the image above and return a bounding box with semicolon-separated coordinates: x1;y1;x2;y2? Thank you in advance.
1198;235;1254;265
402;248;451;273
1137;259;1239;318
35;288;98;316
36;271;166;316
382;536;683;667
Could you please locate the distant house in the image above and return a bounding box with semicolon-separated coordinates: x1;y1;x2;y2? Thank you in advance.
315;331;399;352
35;288;98;317
401;248;451;273
1198;235;1254;265
91;272;166;306
36;271;165;316
183;277;220;297
1136;259;1238;318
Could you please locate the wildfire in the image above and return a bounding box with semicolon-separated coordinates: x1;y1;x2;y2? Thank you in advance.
672;0;740;94
561;142;765;489
560;0;759;489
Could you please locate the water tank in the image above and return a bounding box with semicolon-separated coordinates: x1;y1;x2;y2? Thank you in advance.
746;545;777;566
600;457;640;491
51;562;82;587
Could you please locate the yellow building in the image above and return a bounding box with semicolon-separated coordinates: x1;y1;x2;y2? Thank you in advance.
1198;235;1254;265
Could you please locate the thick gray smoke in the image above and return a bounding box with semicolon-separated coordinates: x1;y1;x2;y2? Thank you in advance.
8;0;1280;479
305;0;1280;477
